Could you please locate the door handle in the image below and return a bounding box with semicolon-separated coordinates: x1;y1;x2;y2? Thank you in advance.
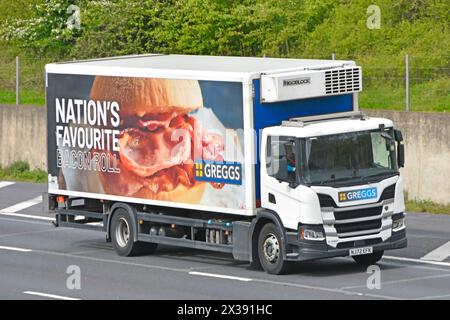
268;193;276;204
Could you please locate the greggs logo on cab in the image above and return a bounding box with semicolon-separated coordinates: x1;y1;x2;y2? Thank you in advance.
338;187;377;202
194;161;242;185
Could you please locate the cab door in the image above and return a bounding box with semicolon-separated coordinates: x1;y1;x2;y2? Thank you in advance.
260;133;302;225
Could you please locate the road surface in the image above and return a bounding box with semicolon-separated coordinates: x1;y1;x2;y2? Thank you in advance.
0;181;449;300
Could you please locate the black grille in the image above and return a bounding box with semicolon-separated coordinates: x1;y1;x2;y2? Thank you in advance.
318;194;336;208
334;205;382;221
334;219;382;235
336;238;382;249
380;184;396;201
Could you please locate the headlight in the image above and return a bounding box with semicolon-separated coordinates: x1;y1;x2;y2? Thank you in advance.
392;217;405;231
299;227;325;240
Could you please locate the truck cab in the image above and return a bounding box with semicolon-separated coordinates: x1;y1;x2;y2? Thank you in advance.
257;112;407;273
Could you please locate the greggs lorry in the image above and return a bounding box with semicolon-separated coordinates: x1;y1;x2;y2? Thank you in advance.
44;54;407;274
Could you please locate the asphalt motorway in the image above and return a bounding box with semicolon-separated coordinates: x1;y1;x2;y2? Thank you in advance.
0;182;450;300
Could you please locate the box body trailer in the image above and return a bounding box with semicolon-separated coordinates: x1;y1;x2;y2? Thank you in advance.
45;54;407;274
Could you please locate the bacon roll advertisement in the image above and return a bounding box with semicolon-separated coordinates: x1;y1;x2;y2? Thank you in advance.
47;74;246;209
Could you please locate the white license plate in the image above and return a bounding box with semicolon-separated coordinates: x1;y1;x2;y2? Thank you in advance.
349;247;373;256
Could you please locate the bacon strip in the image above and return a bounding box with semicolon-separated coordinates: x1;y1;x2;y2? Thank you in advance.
117;114;224;194
138;112;176;131
119;127;191;178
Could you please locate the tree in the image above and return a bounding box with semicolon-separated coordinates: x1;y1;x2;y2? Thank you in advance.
0;0;83;57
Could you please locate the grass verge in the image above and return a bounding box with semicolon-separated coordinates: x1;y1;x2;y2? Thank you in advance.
405;199;450;215
1;77;450;111
0;161;47;183
0;89;45;105
360;78;450;112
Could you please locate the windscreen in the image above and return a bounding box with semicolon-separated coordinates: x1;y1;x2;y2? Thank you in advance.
301;129;398;186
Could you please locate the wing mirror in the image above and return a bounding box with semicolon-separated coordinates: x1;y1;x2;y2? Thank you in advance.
394;130;405;167
397;143;405;168
394;129;403;142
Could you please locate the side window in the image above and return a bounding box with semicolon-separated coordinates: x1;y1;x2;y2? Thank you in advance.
370;132;390;168
266;135;296;182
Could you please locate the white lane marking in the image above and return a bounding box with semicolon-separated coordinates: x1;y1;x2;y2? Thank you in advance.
0;245;403;300
0;211;54;221
0;245;32;252
33;248;192;273
0;216;53;225
0;243;397;299
382;258;450;273
188;271;252;282
0;196;42;213
362;293;404;300
252;278;402;300
421;241;450;262
413;293;450;300
0;182;15;189
384;255;450;267
23;291;80;300
341;273;450;290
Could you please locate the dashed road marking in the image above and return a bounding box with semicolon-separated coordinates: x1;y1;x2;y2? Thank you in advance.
421;241;450;262
413;293;450;300
0;212;54;221
0;245;32;252
341;273;450;290
0;196;42;213
0;182;15;189
0;216;53;225
0;240;444;300
384;255;450;268
23;291;80;300
189;271;252;282
0;196;53;222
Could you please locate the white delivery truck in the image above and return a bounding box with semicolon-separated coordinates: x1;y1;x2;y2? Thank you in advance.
44;54;407;274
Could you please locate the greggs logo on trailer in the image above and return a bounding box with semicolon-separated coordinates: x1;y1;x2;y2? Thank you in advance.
194;161;242;185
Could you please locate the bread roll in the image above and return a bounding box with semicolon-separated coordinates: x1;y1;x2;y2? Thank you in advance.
90;77;203;117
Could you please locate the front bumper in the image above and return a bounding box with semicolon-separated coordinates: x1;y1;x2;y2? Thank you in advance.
285;229;407;262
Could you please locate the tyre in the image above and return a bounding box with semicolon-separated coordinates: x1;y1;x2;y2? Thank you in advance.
110;208;157;256
257;223;291;275
352;251;384;266
249;254;263;270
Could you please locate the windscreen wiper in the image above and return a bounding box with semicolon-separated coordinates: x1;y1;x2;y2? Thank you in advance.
320;175;361;185
381;132;393;141
362;171;398;182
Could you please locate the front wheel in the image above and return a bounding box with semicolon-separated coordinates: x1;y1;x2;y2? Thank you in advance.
110;208;157;256
257;223;291;275
352;251;384;266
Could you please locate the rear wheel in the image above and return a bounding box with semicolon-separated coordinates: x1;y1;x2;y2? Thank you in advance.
110;208;157;256
352;251;384;266
257;223;291;274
